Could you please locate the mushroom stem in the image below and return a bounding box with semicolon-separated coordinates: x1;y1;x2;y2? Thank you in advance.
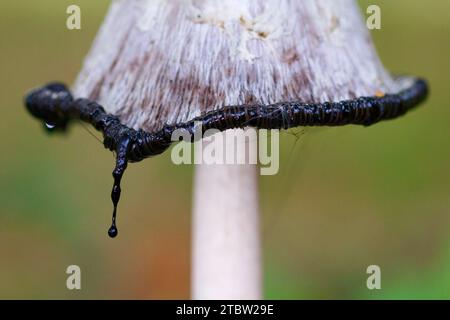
192;129;262;299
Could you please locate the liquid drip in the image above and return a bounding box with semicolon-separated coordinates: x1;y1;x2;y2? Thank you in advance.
108;179;121;238
108;209;118;238
107;137;130;238
44;122;56;131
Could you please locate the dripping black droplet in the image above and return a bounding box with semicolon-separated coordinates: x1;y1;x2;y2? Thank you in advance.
44;122;56;132
45;122;56;129
107;137;130;239
108;215;118;238
108;175;121;238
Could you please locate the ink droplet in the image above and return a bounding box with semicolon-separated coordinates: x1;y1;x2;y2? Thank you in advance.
109;175;121;238
108;219;118;238
45;122;56;131
107;137;130;239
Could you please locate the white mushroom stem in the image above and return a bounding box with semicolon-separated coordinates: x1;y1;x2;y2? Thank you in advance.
192;129;262;299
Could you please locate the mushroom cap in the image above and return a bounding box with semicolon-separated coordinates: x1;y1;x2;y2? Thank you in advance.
73;0;423;132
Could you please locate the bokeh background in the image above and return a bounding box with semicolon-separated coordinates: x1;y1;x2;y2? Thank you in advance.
0;0;448;299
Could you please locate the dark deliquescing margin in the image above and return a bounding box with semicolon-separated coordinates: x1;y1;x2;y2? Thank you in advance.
24;77;428;237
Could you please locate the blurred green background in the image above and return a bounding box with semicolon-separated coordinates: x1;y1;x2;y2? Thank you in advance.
0;0;448;299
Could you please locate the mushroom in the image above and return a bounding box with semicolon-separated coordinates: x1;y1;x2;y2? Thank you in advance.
24;0;428;299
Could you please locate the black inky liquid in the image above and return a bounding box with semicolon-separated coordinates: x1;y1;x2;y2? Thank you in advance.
24;79;428;238
107;137;130;238
108;183;120;238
